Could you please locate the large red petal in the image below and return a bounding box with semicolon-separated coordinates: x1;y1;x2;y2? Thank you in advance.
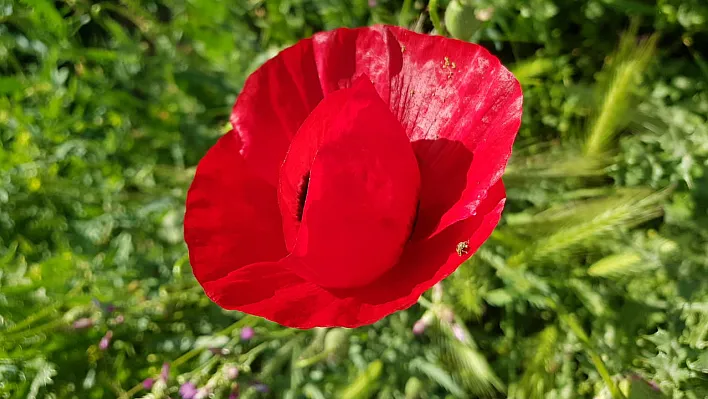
184;131;287;284
311;26;522;239
230;38;324;186
279;78;420;289
203;182;505;328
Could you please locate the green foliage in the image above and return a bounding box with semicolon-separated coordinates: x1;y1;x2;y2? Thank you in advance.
1;0;708;398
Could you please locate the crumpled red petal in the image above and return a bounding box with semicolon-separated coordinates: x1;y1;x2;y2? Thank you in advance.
184;132;287;283
203;181;505;328
230;38;323;187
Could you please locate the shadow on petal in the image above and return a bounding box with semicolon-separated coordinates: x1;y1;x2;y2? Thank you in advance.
410;138;474;240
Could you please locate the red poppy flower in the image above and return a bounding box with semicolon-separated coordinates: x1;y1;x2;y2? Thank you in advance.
184;25;522;328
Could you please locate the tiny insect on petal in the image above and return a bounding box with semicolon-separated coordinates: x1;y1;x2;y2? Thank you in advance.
456;240;470;256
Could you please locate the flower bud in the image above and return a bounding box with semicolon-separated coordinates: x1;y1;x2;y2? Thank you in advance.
240;326;254;341
73;318;93;330
179;382;198;399
405;377;423;398
451;323;467;343
445;0;483;41
439;306;455;323
412;320;426;336
143;378;155;390
160;363;170;382
324;328;350;359
99;330;113;350
225;366;239;380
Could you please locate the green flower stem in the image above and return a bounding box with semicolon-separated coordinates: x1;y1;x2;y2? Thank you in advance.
2;317;68;343
185;355;219;380
417;296;433;309
428;0;445;35
295;350;330;369
241;341;271;368
172;317;251;368
399;0;414;27
563;314;626;399
2;303;59;335
119;316;253;399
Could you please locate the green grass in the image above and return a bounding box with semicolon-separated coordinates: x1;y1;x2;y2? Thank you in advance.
1;1;708;398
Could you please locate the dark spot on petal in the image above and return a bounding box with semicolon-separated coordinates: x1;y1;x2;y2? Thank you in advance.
296;172;310;222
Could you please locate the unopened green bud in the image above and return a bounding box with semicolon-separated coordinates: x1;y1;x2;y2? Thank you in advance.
445;0;483;40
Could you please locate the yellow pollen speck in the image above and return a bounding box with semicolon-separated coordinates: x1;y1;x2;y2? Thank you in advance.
401;45;406;53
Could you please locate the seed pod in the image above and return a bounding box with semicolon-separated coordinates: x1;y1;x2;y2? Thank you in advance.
404;377;423;399
445;0;482;41
324;328;350;360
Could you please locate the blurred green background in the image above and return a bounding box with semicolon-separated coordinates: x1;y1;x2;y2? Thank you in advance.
1;0;708;398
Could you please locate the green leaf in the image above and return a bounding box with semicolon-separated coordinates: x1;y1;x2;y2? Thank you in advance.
0;78;24;95
484;289;513;306
339;360;383;399
688;351;708;374
26;358;56;399
410;359;465;398
627;377;665;399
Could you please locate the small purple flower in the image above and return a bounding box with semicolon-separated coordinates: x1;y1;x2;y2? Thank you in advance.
240;327;255;341
229;385;240;399
106;304;116;313
160;363;170;381
252;383;269;393
368;0;377;7
225;366;239;380
143;378;155;390
412;320;426;336
73;318;93;330
99;330;113;350
452;323;467;343
179;382;198;399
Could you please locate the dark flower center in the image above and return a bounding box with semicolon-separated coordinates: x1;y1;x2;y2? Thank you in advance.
296;172;310;222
